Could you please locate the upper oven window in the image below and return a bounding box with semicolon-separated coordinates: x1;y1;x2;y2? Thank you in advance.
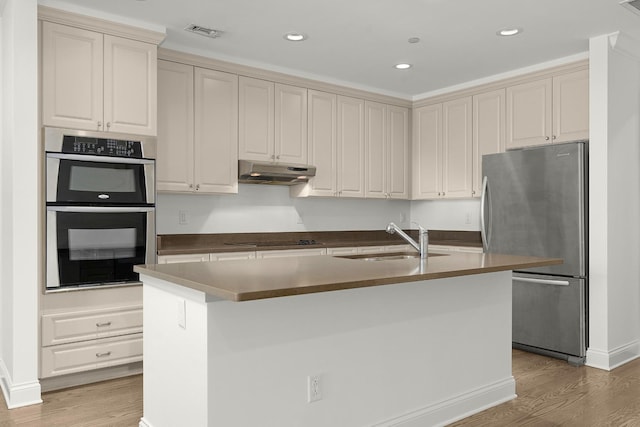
47;156;154;205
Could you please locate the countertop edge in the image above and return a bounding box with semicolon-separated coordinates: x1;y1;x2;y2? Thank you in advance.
135;256;562;302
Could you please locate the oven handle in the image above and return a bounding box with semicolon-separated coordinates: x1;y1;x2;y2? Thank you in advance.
47;206;155;213
46;152;154;165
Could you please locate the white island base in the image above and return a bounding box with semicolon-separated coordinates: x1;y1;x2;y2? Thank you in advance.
139;270;515;427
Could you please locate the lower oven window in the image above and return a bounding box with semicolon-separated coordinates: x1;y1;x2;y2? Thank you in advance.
50;211;148;289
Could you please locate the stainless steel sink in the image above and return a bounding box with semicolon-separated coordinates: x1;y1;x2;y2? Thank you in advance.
335;252;447;261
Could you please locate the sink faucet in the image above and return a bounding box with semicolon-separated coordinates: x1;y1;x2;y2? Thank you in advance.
386;222;428;259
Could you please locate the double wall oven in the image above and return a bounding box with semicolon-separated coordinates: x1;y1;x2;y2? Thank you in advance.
44;127;156;292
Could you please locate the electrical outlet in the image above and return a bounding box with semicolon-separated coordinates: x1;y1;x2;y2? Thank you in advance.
179;210;189;225
307;375;322;403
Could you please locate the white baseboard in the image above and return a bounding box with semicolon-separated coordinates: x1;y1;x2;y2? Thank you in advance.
39;361;142;392
586;340;640;371
374;377;516;427
0;358;42;409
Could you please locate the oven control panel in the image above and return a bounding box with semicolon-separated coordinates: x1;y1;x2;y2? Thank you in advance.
62;136;144;158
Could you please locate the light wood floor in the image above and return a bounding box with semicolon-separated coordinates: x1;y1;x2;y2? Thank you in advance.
1;350;639;426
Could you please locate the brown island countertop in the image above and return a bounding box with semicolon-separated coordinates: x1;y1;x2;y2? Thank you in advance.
134;251;562;302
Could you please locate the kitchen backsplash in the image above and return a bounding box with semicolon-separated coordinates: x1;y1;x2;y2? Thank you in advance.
156;184;481;234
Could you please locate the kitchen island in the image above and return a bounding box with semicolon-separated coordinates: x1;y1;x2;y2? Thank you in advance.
135;252;560;427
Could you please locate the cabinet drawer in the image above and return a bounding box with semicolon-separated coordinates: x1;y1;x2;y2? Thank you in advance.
42;305;142;346
41;333;143;378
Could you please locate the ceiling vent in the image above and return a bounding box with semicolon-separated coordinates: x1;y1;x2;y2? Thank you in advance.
184;24;222;38
620;0;640;16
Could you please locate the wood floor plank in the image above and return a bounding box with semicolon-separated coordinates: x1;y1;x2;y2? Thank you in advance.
0;350;639;426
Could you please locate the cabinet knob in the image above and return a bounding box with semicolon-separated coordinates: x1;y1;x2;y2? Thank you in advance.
96;321;112;327
442;192;445;197
545;136;550;141
552;135;557;140
196;184;200;191
472;190;476;195
106;122;111;130
276;155;280;160
97;121;102;129
271;155;275;160
96;352;112;358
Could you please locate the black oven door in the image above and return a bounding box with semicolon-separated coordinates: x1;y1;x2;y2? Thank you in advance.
46;206;155;291
46;153;155;205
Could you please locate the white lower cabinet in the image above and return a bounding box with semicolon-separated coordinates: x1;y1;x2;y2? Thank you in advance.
257;248;327;258
40;304;143;378
429;245;483;254
210;251;256;261
157;253;211;264
41;333;143;378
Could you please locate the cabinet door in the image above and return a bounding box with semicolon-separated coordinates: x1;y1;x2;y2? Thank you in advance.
364;101;387;198
387;105;410;199
275;84;308;164
104;35;157;136
157;60;194;193
553;70;589;143
442;97;473;198
473;89;505;197
506;78;552;149
306;90;337;196
412;104;442;199
238;77;274;161
337;96;365;198
194;68;239;194
41;22;104;131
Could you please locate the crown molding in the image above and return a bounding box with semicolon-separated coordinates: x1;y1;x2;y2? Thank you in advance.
38;5;165;45
158;47;412;108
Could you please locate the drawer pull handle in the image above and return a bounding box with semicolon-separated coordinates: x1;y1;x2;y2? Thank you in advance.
96;322;112;327
96;351;112;358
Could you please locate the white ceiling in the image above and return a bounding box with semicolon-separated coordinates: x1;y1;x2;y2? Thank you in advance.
40;0;640;99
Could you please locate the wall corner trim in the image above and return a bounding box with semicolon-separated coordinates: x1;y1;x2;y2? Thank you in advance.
608;31;640;60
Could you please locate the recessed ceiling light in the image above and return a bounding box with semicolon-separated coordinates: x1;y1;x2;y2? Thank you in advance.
408;37;420;44
394;63;412;70
497;28;522;37
284;32;307;42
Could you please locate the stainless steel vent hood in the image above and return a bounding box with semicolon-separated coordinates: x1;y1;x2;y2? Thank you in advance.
238;160;316;185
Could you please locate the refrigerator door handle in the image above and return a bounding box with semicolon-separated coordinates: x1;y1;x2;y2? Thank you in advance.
480;176;490;251
513;277;570;286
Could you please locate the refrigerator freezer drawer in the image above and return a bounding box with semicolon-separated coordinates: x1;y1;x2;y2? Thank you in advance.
512;273;586;358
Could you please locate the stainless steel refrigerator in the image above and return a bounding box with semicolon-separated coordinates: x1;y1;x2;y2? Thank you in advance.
481;141;587;366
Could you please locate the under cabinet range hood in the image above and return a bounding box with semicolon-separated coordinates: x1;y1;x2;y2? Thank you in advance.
238;160;316;185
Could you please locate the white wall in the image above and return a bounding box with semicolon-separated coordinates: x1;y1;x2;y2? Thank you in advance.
410;199;481;231
157;184;411;234
0;0;41;408
587;32;640;370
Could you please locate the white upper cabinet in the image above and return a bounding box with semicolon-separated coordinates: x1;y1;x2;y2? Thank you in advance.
412;97;472;199
552;69;589;143
304;90;337;197
275;83;308;164
442;97;473;198
157;60;194;193
194;67;239;194
387;105;410;199
365;102;409;199
337;96;365;198
412;104;442;199
472;89;506;197
42;21;157;136
239;77;308;164
506;69;588;149
157;60;238;194
238;77;275;161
